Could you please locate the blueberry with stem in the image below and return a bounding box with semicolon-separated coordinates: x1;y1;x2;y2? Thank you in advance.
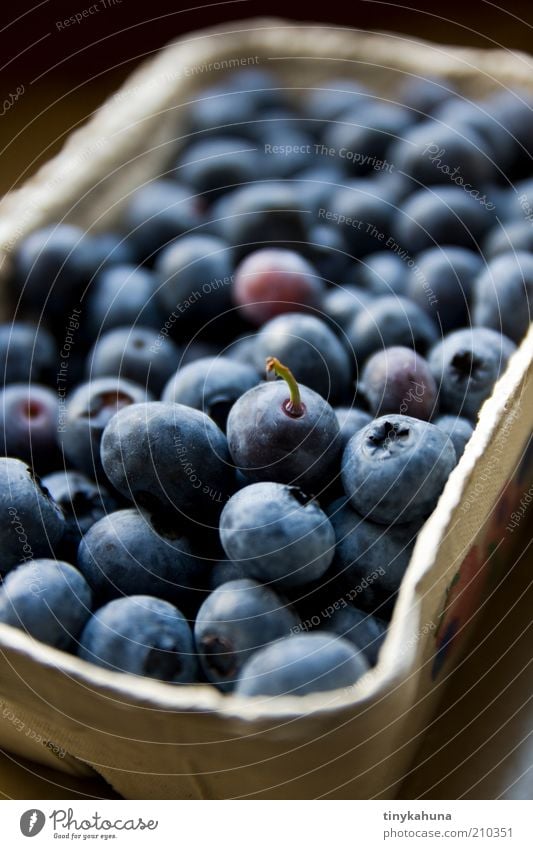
267;356;303;417
227;356;341;494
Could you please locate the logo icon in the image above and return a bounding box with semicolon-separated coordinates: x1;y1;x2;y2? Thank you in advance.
20;810;46;837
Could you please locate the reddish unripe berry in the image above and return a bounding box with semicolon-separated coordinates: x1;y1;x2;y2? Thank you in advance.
233;248;324;325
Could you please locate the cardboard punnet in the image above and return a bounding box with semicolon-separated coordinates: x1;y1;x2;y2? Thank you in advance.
0;20;532;799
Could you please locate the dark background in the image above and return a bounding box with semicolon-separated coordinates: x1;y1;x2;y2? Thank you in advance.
1;0;533;194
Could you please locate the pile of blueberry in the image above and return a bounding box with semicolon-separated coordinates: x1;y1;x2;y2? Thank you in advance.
0;68;530;699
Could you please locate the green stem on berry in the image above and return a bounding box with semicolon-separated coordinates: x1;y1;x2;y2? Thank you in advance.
266;356;304;417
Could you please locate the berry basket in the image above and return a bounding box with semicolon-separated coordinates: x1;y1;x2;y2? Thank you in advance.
0;19;532;799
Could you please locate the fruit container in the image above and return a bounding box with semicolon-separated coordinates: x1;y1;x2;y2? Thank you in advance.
0;19;532;799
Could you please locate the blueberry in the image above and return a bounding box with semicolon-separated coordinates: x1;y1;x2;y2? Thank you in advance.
41;470;117;561
326;496;418;611
233;248;324;325
341;415;456;524
225;68;288;111
0;458;65;573
61;377;149;480
227;357;341;493
86;326;180;395
155;235;234;327
0;384;60;472
219;482;335;589
361;346;438;420
179;340;221;366
86;264;161;334
472;252;533;344
434;415;474;460
319;605;388;666
100;402;234;521
322;286;372;333
256;110;314;146
90;232;136;269
353;251;408;296
161;356;258;431
194;578;299;691
222;333;258;365
482;220;533;259
185;85;258;139
235;633;368;697
394;186;492;253
214;183;309;260
295;165;345;212
345;295;438;365
77;508;208;610
472;89;533;175
323;102;413;176
253;313;352;402
305;78;371;126
0;323;56;385
428;327;516;420
209;559;248;590
389;122;494;187
0;559;91;651
374;169;414;204
334;407;372;450
78;595;196;682
307;224;350;283
406;246;482;331
485;186;517;223
324;179;395;256
397;76;456;116
258;125;317;177
176;136;259;199
124;180;201;262
433;99;516;176
11;224;97;316
509;176;533;218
